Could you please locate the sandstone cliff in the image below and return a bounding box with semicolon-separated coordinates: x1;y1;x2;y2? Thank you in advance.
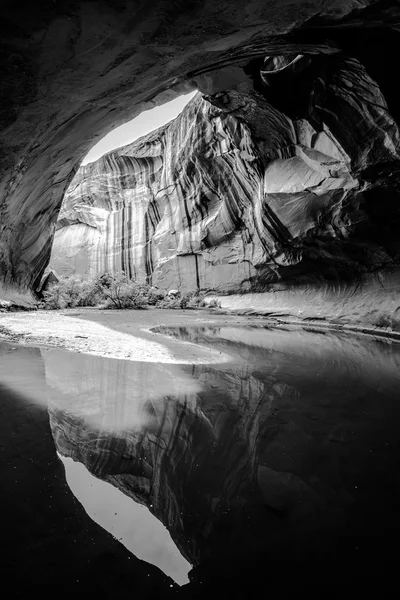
49;51;400;294
1;1;400;304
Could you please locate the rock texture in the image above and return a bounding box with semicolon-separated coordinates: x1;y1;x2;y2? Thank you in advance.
1;1;400;304
50;51;400;292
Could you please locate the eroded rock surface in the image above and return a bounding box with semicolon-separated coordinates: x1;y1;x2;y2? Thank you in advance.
49;49;400;294
1;1;400;304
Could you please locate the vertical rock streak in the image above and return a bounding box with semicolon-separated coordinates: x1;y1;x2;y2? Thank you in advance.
49;56;400;292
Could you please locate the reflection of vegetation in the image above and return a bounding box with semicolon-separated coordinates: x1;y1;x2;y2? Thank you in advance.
40;273;219;310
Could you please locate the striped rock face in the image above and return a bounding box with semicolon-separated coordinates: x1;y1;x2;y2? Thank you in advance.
2;0;400;304
49;53;400;293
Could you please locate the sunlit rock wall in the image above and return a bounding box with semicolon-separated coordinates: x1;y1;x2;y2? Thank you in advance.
2;0;400;305
49;53;400;293
51;153;163;281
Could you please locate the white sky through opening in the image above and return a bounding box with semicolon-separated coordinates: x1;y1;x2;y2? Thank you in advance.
82;91;197;165
59;455;191;585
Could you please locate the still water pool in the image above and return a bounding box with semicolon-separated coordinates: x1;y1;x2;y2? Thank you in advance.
1;325;400;593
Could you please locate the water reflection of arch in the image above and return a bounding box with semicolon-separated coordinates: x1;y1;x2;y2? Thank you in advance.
44;348;272;566
44;327;400;567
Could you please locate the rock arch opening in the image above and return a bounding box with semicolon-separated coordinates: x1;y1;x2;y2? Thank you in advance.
45;48;400;309
46;92;197;284
1;0;400;319
2;0;400;594
81;92;197;166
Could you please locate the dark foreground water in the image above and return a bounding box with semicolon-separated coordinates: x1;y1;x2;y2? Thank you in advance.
1;325;400;596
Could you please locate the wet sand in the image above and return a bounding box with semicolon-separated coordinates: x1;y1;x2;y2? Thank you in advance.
1;307;399;364
0;308;242;363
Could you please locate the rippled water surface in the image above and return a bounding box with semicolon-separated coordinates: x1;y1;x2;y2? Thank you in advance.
1;325;400;591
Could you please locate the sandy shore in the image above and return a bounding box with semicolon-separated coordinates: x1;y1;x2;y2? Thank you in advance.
1;306;399;363
0;308;259;364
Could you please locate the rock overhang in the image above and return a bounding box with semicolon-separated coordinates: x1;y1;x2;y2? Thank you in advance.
1;0;400;306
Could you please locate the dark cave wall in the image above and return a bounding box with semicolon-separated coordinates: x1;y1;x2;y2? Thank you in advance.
1;0;400;304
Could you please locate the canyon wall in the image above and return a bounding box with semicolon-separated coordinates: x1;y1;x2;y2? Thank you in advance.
49;49;400;295
1;0;400;304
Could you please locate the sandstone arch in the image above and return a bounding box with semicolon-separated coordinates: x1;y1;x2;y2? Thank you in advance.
1;0;400;306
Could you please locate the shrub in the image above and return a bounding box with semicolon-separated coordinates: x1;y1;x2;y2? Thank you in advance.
147;288;167;305
179;293;191;309
207;298;221;308
40;272;213;311
41;275;100;309
94;272;149;309
41;284;64;309
373;314;400;331
374;315;392;329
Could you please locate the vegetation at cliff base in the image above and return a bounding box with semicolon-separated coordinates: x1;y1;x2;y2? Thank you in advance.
39;273;220;310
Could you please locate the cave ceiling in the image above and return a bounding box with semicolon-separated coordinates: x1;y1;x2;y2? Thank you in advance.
1;0;400;304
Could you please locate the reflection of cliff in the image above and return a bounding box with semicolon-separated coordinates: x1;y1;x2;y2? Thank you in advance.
46;350;269;566
0;343;174;594
45;328;400;569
